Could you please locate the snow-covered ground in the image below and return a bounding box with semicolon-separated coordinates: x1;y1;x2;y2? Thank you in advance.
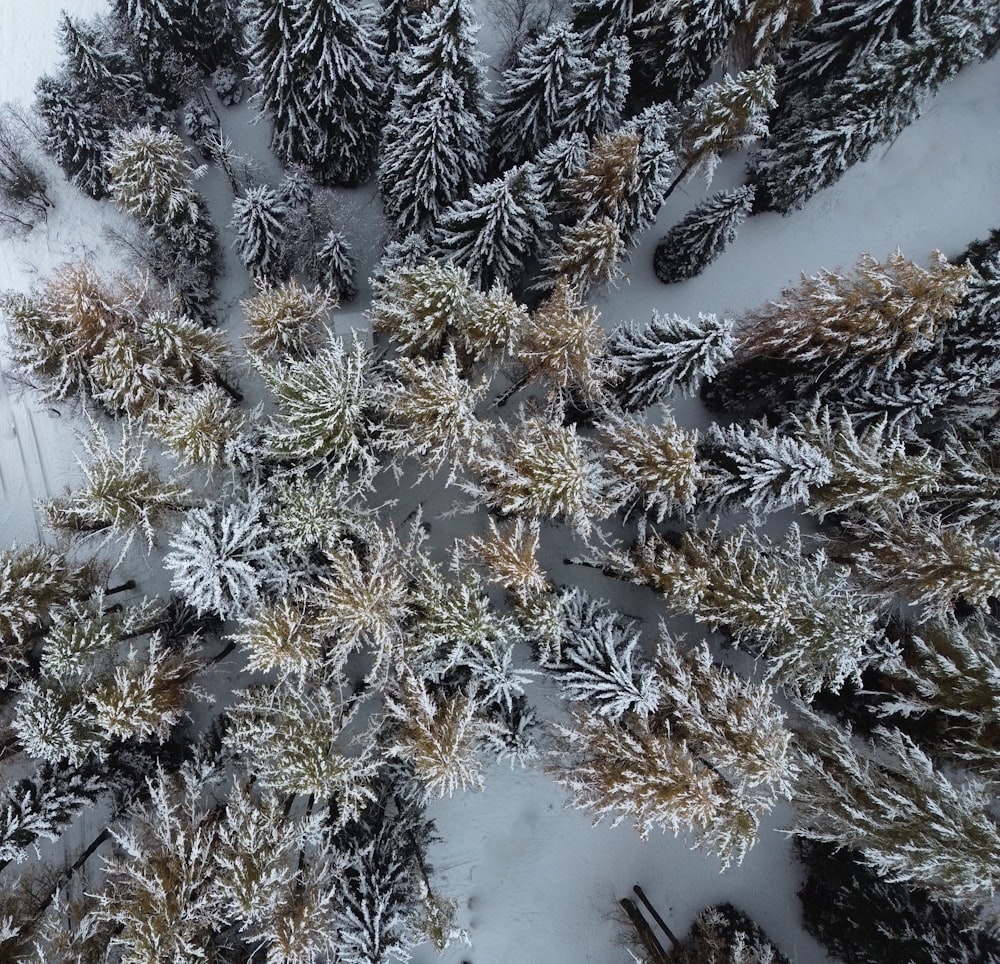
0;4;998;963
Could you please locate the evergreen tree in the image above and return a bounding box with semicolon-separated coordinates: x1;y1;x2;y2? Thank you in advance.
379;0;489;237
845;513;1000;618
258;332;379;473
489;23;585;170
379;0;437;74
610;523;884;698
152;385;245;469
42;419;190;559
532;132;590;212
34;76;111;198
737;250;972;372
735;0;820;65
230;185;288;281
669;904;790;964
793;713;1000;906
598;409;702;522
315;230;358;302
570;0;634;49
609;310;736;408
245;0;384;184
109;0;180;82
700;418;832;517
797;839;1000;964
632;0;745;103
539;216;625;295
679;65;776;186
242;277;333;359
432;163;549;290
165;488;291;620
558;35;631;144
750;4;995;213
653;185;755;284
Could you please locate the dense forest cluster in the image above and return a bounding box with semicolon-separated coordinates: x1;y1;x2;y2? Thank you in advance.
0;0;999;961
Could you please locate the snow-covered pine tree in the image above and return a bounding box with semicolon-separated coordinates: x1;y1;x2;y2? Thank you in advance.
610;523;884;698
230;185;288;281
538;216;625;295
34;76;111;198
385;671;493;799
460;516;550;604
242;277;333;359
431;162;549;290
749;3;995;213
570;0;634;49
735;0;820;65
379;0;437;75
106;125;201;231
0;545;98;687
58;12;139;107
631;0;744;104
165;486;291;621
109;0;180;84
678;65;776;187
653;185;755;283
465;408;609;539
737;250;972;372
258;332;379;473
245;0;384;183
378;346;489;481
225;676;381;815
669;905;790;964
517;277;609;407
489;23;585;171
598;409;702;522
565;103;678;247
315;230;358;302
230;593;324;679
531;132;590;213
370;259;479;358
550;590;660;720
557;35;631;144
42;419;190;559
609;310;736;408
700;418;833;517
793;406;943;521
552;633;794;866
932;429;1000;541
0;759;105;868
90;764;222;962
378;14;488;238
797;839;1000;964
792;713;1000;906
844;513;1000;618
153;386;246;470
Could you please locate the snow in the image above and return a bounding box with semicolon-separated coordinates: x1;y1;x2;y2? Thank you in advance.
0;4;997;963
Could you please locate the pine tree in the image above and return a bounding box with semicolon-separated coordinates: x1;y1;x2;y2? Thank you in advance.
489;23;585;170
106;125;201;231
793;406;943;521
385;672;493;799
165;487;290;621
557;35;631;144
610;523;884;698
551;634;794;866
749;4;995;213
792;713;1000;906
700;418;832;517
242;277;333;359
109;0;180;81
379;0;488;237
570;0;634;49
845;513;1000;618
679;65;776;186
736;0;820;65
465;409;609;539
598;410;702;521
58;12;139;105
34;75;111;198
532;132;590;212
539;217;624;295
669;904;790;964
609;310;736;408
653;185;755;284
0;545;98;687
315;230;358;301
42;419;190;558
632;0;745;103
225;677;381;812
379;0;437;72
259;332;379;473
378;346;489;481
737;250;972;372
245;0;384;184
797;839;1000;964
230;185;288;281
0;759;105;867
460;517;550;604
432;162;549;290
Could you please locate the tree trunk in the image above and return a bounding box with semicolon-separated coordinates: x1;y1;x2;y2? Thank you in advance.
105;579;137;596
633;884;679;948
620;897;670;964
